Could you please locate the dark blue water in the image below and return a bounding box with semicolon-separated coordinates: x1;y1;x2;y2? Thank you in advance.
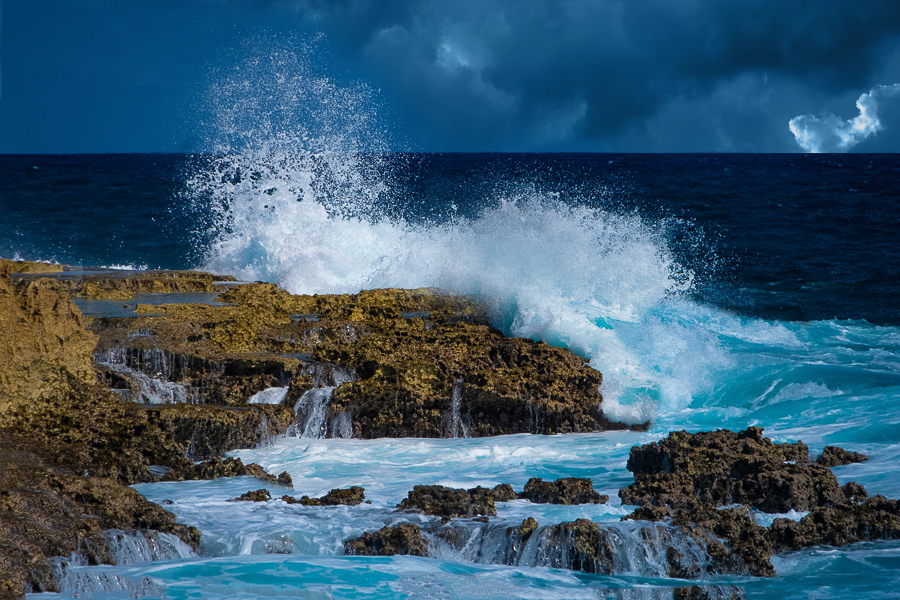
2;153;899;325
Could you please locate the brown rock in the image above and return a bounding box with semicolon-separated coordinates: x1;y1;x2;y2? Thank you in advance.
518;517;539;542
519;477;608;505
343;523;429;557
283;486;367;506
620;427;845;512
233;489;272;502
163;457;283;484
816;446;869;467
397;485;497;521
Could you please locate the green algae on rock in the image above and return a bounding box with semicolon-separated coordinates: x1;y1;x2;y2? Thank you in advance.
0;266;291;598
81;279;625;437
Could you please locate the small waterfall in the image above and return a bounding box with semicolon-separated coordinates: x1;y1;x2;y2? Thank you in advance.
106;530;196;564
248;386;290;405
448;379;469;439
49;530;195;596
428;519;717;579
50;561;164;599
330;411;353;439
292;387;335;438
99;360;192;404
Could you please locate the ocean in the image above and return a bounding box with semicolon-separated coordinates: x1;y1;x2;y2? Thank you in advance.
3;151;900;599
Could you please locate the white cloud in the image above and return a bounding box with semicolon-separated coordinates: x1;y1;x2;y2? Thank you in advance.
789;83;900;152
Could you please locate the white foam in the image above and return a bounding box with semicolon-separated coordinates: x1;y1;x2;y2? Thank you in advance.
248;386;289;405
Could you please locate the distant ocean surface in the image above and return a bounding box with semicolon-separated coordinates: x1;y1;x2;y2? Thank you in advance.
3;152;900;599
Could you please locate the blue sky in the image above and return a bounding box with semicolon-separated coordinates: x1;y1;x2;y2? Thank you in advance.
4;0;900;153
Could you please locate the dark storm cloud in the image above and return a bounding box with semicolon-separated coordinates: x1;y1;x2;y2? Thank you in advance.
5;0;900;152
288;0;900;151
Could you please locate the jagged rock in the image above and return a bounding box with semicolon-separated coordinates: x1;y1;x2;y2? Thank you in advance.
397;485;499;521
162;457;287;485
277;471;293;487
343;523;429;557
519;477;608;505
145;403;293;462
0;433;200;595
0;276;97;409
620;427;845;512
620;428;900;579
233;489;272;502
770;495;900;551
75;277;630;437
816;446;869;467
282;486;367;506
468;483;517;502
0;259;64;277
519;517;539;542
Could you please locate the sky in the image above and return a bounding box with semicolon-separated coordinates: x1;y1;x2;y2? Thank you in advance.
4;0;900;153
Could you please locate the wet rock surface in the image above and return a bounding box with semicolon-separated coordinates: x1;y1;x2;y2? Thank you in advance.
79;279;628;437
619;427;900;578
344;428;900;590
162;456;293;486
343;523;430;557
519;477;608;505
233;489;272;502
0;266;288;597
283;486;368;506
620;427;843;512
397;485;500;521
816;445;869;467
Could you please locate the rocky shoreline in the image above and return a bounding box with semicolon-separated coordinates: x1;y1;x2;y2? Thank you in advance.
1;259;898;599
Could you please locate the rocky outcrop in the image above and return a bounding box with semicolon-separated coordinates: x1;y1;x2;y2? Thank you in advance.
397;485;502;521
343;523;430;557
10;266;235;300
816;445;868;467
0;259;63;279
0;267;294;597
233;489;273;502
283;486;367;506
165;457;292;487
770;494;900;551
0;276;97;411
620;427;844;512
519;477;608;505
0;264;634;596
619;427;900;578
78;279;627;437
0;431;200;595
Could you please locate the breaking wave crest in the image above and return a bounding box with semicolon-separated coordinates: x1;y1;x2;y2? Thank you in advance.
187;42;870;428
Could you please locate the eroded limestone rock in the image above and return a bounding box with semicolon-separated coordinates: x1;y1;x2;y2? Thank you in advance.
343;523;429;557
519;477;608;505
